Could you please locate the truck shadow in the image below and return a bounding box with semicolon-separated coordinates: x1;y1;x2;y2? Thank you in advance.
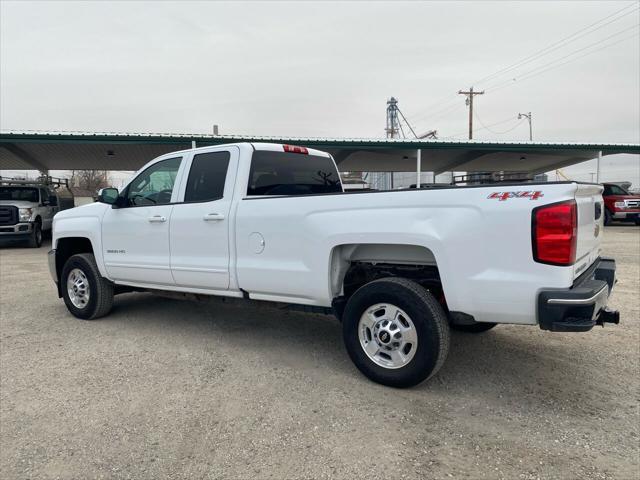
105;292;619;414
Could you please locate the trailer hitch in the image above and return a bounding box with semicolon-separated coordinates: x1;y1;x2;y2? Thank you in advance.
596;307;620;327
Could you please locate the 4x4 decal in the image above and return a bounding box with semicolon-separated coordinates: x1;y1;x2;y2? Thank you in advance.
488;191;544;201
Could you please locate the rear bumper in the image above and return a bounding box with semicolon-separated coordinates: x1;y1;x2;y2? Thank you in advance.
537;257;619;332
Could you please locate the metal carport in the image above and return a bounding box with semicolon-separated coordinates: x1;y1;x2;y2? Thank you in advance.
1;131;638;177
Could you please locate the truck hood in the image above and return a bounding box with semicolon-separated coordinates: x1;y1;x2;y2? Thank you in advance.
0;200;39;208
54;200;109;219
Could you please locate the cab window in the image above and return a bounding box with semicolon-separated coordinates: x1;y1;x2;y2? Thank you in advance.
603;184;628;196
0;187;39;202
184;152;230;203
126;157;182;206
247;151;342;196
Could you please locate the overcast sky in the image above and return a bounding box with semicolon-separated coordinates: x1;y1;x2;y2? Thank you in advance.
1;0;639;185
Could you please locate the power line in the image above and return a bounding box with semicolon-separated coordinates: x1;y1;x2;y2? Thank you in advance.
485;26;640;94
474;2;639;86
488;32;640;95
409;102;466;132
473;114;520;134
444;115;524;139
407;96;462;124
474;112;526;135
485;23;639;91
404;2;639;127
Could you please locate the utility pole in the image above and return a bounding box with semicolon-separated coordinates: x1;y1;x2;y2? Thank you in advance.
518;112;532;140
458;86;484;139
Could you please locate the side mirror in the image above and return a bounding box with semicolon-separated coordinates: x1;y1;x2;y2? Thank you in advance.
97;187;119;205
42;200;50;206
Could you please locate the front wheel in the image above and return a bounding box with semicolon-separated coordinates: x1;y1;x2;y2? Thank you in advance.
342;277;450;388
27;222;42;248
61;253;114;320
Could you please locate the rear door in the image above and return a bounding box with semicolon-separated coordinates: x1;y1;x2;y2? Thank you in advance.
169;147;239;290
573;183;604;279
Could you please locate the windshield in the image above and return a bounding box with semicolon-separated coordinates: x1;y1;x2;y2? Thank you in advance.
603;184;630;196
247;151;342;196
0;187;39;202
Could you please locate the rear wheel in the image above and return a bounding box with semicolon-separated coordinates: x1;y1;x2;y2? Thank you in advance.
61;253;114;320
604;209;612;226
342;277;450;388
27;221;42;248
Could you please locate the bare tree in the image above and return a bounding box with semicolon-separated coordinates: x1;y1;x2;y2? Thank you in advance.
70;170;109;192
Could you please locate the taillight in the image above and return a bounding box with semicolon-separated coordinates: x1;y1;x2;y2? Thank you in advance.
283;144;308;154
532;200;577;266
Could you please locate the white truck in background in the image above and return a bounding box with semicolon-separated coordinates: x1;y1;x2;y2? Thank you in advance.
0;176;73;248
48;143;619;387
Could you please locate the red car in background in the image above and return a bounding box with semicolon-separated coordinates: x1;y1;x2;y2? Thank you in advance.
602;182;640;226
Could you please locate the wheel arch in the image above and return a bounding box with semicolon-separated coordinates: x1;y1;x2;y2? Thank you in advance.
329;243;446;303
54;236;104;285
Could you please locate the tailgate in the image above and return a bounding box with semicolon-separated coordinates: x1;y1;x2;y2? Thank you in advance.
573;184;604;280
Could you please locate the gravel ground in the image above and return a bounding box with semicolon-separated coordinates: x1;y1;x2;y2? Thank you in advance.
1;226;638;480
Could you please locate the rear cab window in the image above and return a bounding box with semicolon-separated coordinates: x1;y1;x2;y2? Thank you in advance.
247;148;342;196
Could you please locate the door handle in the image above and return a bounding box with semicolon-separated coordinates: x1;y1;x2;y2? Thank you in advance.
148;215;166;223
203;213;225;221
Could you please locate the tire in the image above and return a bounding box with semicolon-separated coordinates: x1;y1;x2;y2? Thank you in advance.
342;277;450;388
61;253;114;320
450;322;497;333
27;221;42;248
604;209;612;226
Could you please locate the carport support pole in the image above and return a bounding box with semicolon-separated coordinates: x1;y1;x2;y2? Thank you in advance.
416;149;422;188
596;150;602;183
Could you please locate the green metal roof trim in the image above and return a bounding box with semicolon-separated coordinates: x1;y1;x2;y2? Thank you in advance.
1;130;638;154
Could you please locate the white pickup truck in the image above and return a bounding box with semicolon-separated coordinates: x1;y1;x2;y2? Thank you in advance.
49;143;619;387
1;178;66;247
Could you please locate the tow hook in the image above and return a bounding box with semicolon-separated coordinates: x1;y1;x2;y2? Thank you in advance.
596;307;620;327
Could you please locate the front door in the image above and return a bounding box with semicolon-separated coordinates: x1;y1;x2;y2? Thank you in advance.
102;156;183;285
170;148;238;290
